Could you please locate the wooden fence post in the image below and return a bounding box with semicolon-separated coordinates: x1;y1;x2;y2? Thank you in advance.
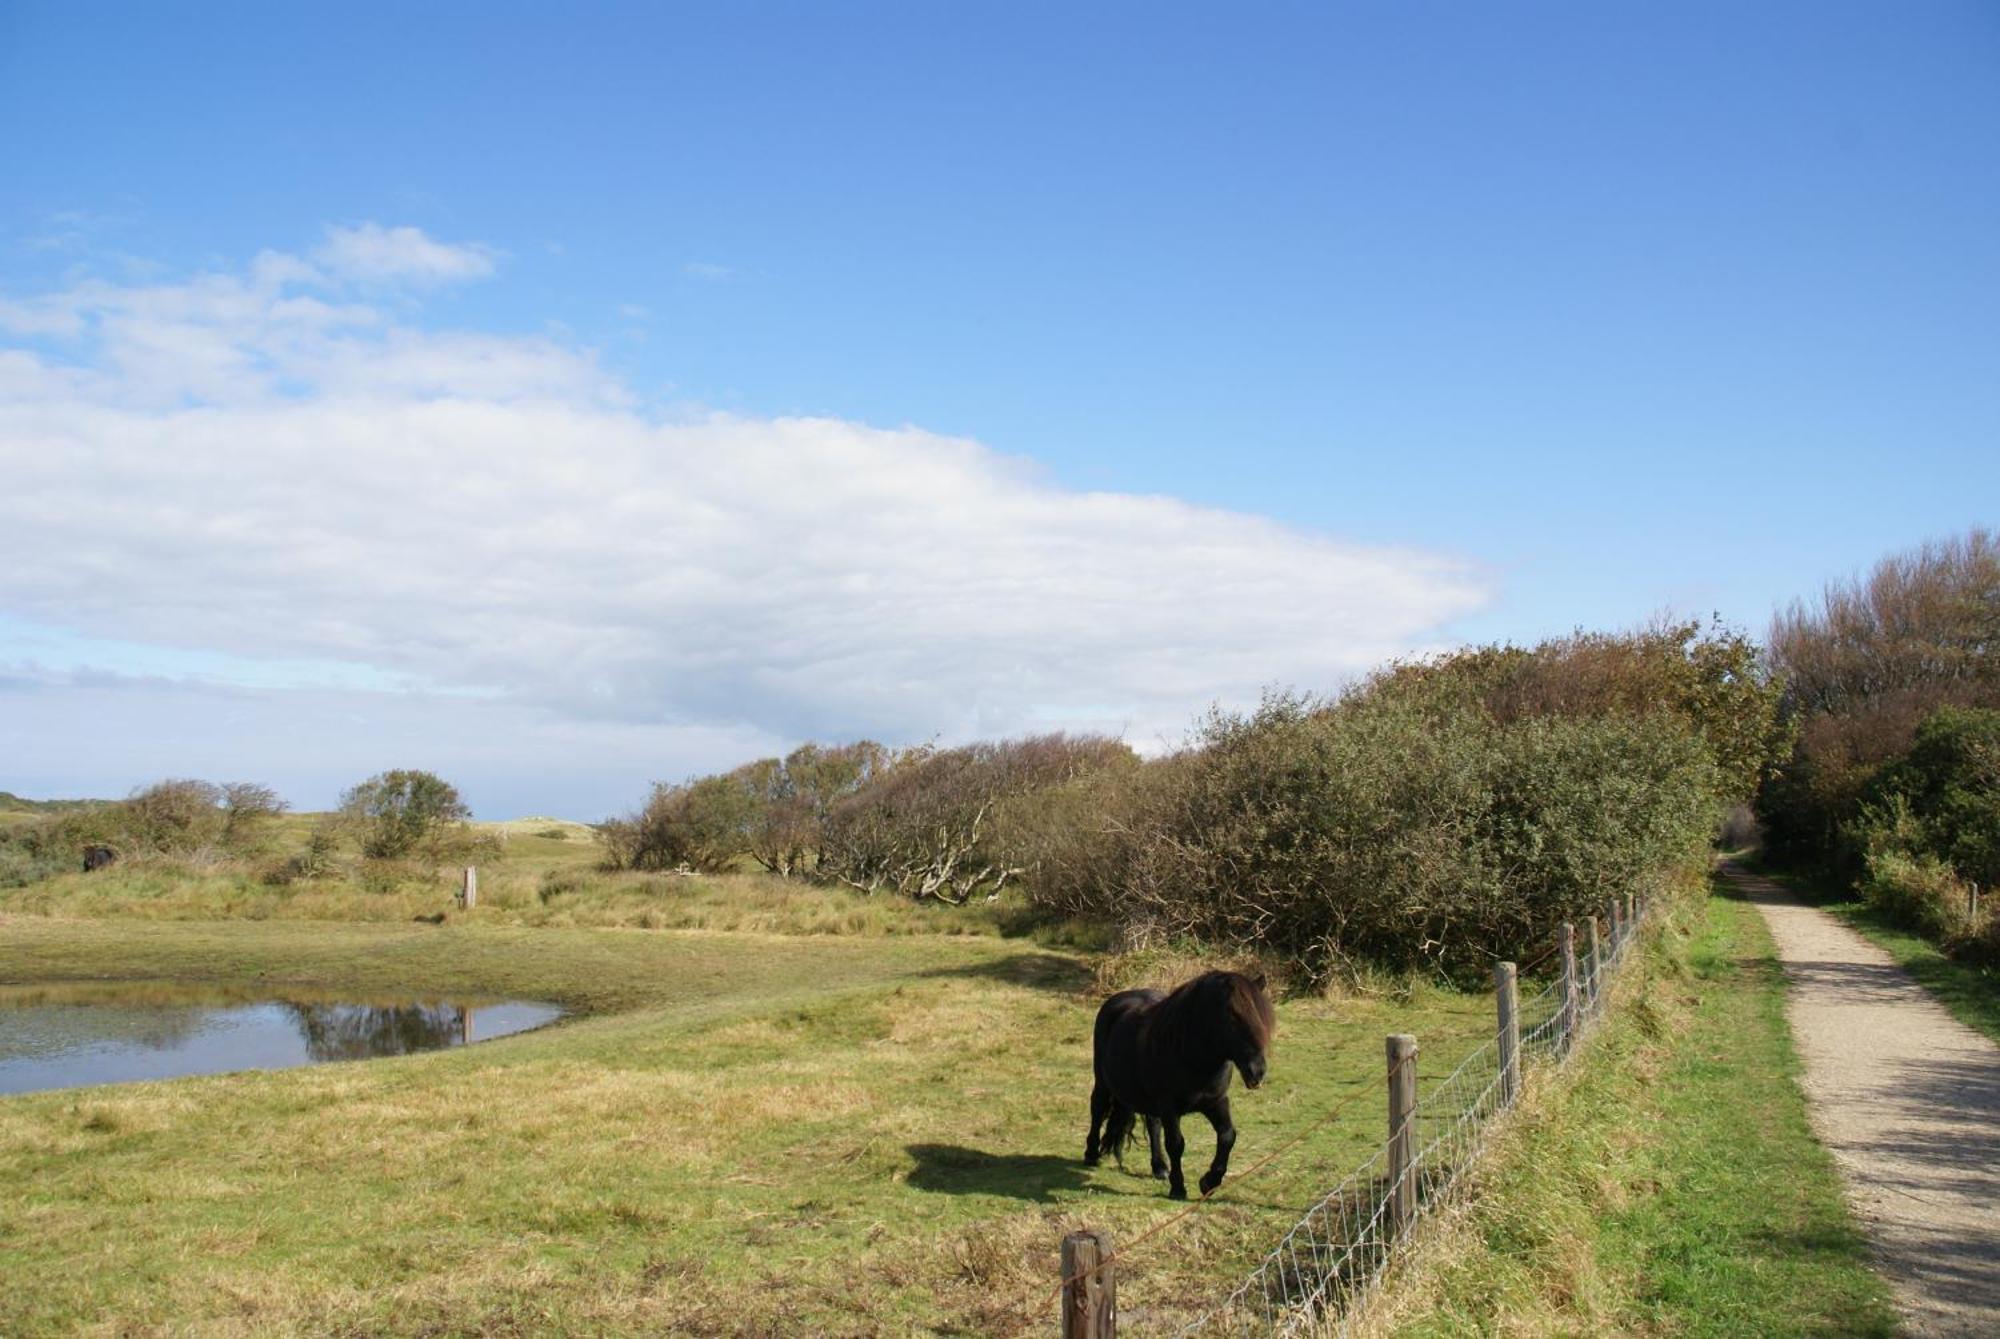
1560;924;1579;1049
1060;1229;1115;1339
1386;1034;1419;1238
460;865;478;909
1494;962;1520;1108
1588;917;1604;1012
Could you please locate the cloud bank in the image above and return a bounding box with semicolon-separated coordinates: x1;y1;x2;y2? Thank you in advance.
0;225;1489;799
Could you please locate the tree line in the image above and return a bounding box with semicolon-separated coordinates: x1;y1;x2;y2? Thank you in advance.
8;527;1988;981
602;618;1781;979
0;770;475;887
1758;528;1999;961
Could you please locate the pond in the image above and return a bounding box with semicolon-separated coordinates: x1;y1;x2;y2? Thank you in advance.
0;981;563;1095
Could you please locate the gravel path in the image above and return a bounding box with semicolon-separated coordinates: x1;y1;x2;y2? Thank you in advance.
1722;861;2000;1336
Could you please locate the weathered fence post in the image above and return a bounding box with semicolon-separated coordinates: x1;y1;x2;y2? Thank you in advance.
1969;882;1980;925
1494;962;1520;1108
460;866;478;909
1060;1229;1115;1339
1609;898;1623;950
1588;917;1604;1013
1386;1034;1419;1238
1560;923;1579;1050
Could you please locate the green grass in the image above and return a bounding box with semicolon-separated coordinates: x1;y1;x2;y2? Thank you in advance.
0;826;1041;939
0;911;1508;1336
1369;881;1897;1337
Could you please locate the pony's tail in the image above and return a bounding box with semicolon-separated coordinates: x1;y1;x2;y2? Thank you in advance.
1104;1106;1138;1166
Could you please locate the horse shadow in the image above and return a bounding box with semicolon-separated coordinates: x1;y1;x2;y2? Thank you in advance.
916;953;1096;995
904;1143;1092;1201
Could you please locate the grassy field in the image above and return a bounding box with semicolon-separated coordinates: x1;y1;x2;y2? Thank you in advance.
1;816;1032;938
0;836;1518;1336
1365;879;1897;1337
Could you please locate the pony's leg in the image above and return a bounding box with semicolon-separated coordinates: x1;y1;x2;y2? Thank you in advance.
1145;1116;1167;1180
1196;1096;1237;1197
1162;1114;1188;1200
1084;1081;1111;1164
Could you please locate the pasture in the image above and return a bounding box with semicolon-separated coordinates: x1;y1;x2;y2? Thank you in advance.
0;826;1504;1336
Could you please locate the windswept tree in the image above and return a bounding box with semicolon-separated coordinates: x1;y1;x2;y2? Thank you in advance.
603;740;906;877
817;734;1134;903
340;770;471;860
220;782;288;848
600;772;759;873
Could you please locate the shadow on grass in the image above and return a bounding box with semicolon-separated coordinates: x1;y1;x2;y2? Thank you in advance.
917;952;1096;995
904;1143;1093;1201
903;1142;1307;1212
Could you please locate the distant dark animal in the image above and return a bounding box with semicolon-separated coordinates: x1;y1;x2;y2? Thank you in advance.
1084;970;1276;1200
82;845;117;873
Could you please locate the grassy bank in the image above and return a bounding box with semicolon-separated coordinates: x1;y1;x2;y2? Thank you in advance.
0;913;1508;1336
1364;880;1896;1337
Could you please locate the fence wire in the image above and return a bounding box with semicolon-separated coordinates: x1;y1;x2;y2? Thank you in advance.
1173;894;1650;1337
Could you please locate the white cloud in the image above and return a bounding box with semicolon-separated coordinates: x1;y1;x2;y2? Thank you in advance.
682;261;733;282
0;229;1491;778
313;223;498;286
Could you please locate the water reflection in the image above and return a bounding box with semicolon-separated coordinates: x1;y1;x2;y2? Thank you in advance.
0;981;562;1095
287;1001;471;1060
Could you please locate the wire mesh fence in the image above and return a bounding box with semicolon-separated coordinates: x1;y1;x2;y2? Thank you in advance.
1162;892;1651;1337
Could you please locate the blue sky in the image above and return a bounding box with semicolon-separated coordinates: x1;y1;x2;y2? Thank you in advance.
2;2;1996;817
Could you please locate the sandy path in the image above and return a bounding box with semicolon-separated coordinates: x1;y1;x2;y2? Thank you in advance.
1721;861;2000;1336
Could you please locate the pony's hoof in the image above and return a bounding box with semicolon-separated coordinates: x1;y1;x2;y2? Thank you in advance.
1168;1185;1188;1201
1199;1173;1224;1196
1083;1153;1100;1167
1151;1165;1168;1181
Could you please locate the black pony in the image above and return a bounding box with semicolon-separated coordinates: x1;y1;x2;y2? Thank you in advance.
1083;970;1276;1200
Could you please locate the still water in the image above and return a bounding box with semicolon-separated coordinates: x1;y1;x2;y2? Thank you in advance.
0;981;563;1095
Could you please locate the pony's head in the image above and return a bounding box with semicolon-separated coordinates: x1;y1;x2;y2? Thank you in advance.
1192;970;1276;1090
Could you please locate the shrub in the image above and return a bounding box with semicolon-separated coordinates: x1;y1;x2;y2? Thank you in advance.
1869;707;2000;890
340;770;471;860
1365;618;1785;806
1859;848;1979;943
539;869;592;903
1025;689;1720;980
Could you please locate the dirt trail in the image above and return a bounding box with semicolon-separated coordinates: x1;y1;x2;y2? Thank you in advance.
1721;861;2000;1336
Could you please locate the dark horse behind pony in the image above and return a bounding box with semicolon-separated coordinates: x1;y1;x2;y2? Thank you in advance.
1084;970;1275;1199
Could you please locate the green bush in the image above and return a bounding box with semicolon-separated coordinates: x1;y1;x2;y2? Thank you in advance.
1025;690;1720;980
1859;848;1979;943
340;770;471;860
1869;707;2000;889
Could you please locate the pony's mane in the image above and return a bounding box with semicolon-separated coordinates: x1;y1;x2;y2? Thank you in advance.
1154;970;1275;1053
